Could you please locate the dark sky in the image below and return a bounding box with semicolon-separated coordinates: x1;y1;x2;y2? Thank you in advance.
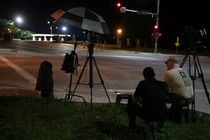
0;0;209;46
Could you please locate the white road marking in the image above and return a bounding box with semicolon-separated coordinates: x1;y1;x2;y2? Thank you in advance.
0;55;36;84
107;89;135;93
106;89;208;93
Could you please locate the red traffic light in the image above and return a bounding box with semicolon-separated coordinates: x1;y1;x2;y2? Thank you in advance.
154;25;158;29
116;2;121;8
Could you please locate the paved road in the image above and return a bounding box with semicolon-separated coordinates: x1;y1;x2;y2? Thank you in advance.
0;40;210;114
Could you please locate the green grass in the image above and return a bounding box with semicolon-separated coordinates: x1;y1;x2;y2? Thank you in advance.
0;96;210;140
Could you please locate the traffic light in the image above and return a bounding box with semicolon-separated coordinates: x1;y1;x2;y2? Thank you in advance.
154;25;158;33
116;2;121;8
115;2;123;14
154;25;158;30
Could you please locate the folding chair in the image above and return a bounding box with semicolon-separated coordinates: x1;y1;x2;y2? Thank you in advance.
143;116;166;138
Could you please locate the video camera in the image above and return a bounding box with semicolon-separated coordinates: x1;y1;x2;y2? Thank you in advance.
182;26;207;42
87;31;97;56
182;26;207;50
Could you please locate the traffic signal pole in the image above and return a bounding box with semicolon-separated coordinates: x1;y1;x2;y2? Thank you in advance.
119;0;160;53
154;0;160;53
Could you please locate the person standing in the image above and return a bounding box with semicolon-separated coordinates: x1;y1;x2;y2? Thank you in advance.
163;57;194;123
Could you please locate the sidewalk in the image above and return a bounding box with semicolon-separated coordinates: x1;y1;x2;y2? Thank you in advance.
1;87;209;115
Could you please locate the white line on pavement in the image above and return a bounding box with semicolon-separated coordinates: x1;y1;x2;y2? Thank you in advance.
0;55;36;84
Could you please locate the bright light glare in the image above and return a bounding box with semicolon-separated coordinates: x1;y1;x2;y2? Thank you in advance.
62;26;67;31
16;17;23;23
117;29;122;34
116;2;121;7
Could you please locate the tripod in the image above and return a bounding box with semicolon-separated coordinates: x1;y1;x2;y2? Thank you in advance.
61;42;87;106
70;42;111;108
180;45;210;122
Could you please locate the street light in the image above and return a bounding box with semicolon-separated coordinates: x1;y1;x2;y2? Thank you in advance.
47;21;53;34
117;28;122;49
117;29;122;34
62;26;67;43
16;16;23;29
62;26;67;34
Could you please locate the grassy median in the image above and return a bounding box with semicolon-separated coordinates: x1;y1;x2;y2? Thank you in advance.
0;96;210;140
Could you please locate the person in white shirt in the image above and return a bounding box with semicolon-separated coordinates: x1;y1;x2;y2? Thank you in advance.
163;57;194;123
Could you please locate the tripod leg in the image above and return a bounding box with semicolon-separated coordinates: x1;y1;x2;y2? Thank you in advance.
200;78;210;105
191;97;196;122
191;79;197;122
180;52;189;68
194;55;210;105
69;57;90;106
92;57;111;103
65;73;73;100
65;73;87;106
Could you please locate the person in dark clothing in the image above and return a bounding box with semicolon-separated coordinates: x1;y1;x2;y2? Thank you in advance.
128;67;168;131
35;61;54;98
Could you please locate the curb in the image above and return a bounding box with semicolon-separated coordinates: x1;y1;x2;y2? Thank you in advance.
0;88;41;98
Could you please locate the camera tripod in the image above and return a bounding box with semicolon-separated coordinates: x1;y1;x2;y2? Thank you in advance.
180;45;210;122
70;42;111;108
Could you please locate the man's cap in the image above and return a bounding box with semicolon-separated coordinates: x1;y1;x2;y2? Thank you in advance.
143;67;155;77
164;57;179;64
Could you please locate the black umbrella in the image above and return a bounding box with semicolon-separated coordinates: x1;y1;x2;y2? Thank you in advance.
51;7;110;34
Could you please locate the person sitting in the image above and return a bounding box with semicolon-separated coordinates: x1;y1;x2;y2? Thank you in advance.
128;67;168;131
163;57;194;123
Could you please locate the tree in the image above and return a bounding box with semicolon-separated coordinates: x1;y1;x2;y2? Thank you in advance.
0;19;14;40
0;18;33;40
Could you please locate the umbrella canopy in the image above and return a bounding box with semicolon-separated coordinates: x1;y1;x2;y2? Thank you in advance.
51;7;110;34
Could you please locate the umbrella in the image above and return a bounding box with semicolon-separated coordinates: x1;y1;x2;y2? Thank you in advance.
51;7;110;34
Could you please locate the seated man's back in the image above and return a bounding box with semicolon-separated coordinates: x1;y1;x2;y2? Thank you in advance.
136;79;168;121
128;67;168;130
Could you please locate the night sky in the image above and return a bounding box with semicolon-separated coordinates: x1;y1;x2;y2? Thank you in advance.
0;0;209;48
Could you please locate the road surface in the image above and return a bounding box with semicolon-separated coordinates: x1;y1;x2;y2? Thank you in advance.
0;40;210;114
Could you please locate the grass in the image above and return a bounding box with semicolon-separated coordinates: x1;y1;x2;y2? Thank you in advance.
0;96;210;140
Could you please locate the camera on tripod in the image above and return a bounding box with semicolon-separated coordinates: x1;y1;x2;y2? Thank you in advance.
87;42;94;56
182;26;207;49
87;31;97;56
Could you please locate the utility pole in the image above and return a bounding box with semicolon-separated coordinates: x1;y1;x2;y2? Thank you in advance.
154;0;160;53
